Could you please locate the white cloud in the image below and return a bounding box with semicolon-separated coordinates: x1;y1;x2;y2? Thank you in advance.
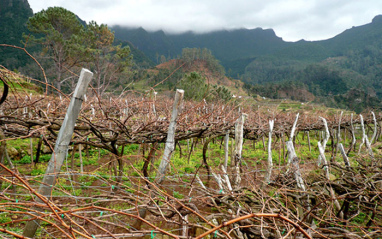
28;0;382;41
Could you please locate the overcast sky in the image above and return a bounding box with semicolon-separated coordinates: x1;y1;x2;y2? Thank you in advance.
28;0;382;42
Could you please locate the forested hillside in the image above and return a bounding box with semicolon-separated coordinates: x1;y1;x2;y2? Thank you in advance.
112;15;382;112
2;0;382;112
242;16;382;112
0;0;33;69
112;25;288;76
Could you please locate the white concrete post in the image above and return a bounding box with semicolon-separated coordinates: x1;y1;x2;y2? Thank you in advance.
23;68;93;238
155;89;184;184
290;113;299;140
224;131;229;171
370;111;378;144
233;113;247;188
358;114;374;158
318;117;330;166
338;143;350;166
265;119;274;184
335;111;343;157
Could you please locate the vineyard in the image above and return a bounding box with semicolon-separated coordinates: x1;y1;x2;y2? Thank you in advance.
0;67;381;238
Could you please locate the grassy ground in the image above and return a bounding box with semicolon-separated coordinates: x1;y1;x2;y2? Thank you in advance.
1;126;380;237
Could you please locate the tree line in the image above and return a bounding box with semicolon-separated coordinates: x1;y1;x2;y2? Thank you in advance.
22;7;132;95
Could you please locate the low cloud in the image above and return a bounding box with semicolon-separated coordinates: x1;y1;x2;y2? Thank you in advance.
28;0;382;41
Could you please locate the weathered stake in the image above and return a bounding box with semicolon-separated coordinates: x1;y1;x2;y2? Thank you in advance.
358;114;374;158
317;117;330;166
265;119;274;184
155;89;184;184
23;68;93;238
233;113;247;188
224;131;229;171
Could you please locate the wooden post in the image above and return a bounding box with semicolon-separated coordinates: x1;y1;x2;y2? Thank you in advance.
358;114;374;158
317;142;330;179
0;129;6;190
290;113;299;141
335;111;343;158
284;113;305;191
318;141;343;219
79;144;83;173
71;144;77;170
370;111;378;144
187;139;190;154
233;113;247;188
286;141;305;191
318;117;330;166
224;131;229;171
281;132;286;164
133;89;183;230
338;143;350;167
347;113;357;155
85;143;89;158
230;137;234;166
23;68;93;238
29;138;34;165
234;113;246;166
155;89;184;184
287;114;299;168
265;119;274;184
35;136;43;164
307;131;311;152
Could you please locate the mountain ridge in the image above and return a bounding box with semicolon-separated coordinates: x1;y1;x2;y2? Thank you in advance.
111;16;382;77
2;0;382;112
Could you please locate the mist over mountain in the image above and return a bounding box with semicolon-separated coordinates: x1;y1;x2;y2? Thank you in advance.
112;16;382;112
111;15;382;77
112;25;289;76
2;0;382;112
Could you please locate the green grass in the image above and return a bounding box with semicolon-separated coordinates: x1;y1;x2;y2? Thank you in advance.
0;71;43;94
124;144;139;154
173;191;184;199
16;155;32;164
30;164;46;176
0;213;12;224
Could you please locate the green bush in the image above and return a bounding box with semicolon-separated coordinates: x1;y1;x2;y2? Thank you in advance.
17;155;31;164
39;154;51;162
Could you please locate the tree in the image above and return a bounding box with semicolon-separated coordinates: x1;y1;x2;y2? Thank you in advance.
160;55;166;64
209;85;232;102
176;72;231;102
302;64;348;95
180;48;225;76
0;0;33;69
84;21;132;96
25;7;87;92
177;72;208;101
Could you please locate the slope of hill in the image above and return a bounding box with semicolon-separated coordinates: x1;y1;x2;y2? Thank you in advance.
139;57;247;100
318;15;382;55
